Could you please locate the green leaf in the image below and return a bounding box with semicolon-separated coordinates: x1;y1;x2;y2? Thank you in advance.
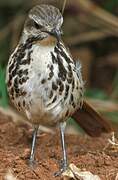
0;66;8;107
104;112;118;124
104;0;118;12
85;88;109;100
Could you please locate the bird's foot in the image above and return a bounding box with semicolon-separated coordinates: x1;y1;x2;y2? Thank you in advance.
54;160;68;177
28;159;38;169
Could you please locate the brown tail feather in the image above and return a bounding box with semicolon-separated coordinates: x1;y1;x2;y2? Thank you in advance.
71;101;112;137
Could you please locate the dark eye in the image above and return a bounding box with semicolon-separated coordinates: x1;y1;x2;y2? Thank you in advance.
34;21;43;29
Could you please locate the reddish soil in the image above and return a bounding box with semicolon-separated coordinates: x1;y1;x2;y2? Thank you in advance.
0;112;118;180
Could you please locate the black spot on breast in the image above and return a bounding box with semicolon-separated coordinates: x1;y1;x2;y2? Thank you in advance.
57;79;61;85
59;82;64;93
50;65;54;71
47;95;57;107
51;52;57;63
14;77;19;89
12;96;14;100
52;96;57;103
17;69;28;79
41;79;46;84
57;79;64;94
20;91;27;96
72;79;75;90
48;64;54;80
48;71;54;80
22;77;29;83
71;94;74;102
80;86;83;91
11;68;17;77
57;55;67;81
7;78;12;87
52;82;58;90
64;84;69;100
67;78;72;84
15;87;20;94
10;87;14;97
68;71;73;78
72;102;76;108
9;74;12;81
49;90;53;99
18;102;21;107
70;93;76;108
19;79;22;84
65;110;69;117
23;100;26;107
18;69;23;77
18;77;29;85
68;64;72;71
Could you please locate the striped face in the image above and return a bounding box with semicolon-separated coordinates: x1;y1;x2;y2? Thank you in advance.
23;4;63;41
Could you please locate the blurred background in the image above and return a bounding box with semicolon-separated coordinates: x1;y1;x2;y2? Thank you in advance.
0;0;118;132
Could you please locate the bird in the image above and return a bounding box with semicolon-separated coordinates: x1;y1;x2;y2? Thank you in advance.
6;4;112;174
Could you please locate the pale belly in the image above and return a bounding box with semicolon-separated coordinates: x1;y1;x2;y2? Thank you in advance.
23;77;81;126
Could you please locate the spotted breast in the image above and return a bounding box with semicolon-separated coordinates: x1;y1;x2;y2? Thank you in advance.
6;37;83;126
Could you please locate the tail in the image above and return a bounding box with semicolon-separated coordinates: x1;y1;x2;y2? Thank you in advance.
71;101;112;137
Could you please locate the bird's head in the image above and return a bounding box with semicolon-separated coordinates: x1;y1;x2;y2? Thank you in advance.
23;4;63;42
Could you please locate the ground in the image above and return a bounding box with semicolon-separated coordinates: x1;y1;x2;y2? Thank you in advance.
0;112;118;180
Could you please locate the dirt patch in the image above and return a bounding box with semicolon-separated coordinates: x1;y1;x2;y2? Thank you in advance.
0;112;118;180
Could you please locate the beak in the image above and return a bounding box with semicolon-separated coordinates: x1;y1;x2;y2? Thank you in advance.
50;29;63;41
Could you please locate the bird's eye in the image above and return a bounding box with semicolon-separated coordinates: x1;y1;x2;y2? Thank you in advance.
34;22;43;29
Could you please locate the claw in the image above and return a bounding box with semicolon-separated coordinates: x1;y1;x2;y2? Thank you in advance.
54;159;68;177
54;167;67;177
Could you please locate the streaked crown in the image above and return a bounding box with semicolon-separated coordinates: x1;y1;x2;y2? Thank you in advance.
23;4;63;39
29;5;63;29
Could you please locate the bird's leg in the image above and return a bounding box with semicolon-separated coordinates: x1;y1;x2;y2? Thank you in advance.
60;122;68;172
54;122;68;176
29;125;39;166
